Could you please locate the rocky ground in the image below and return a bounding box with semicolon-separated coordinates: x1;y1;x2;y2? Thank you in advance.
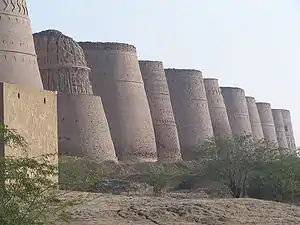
57;191;300;225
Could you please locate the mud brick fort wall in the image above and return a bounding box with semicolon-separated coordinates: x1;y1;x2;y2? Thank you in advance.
0;0;296;165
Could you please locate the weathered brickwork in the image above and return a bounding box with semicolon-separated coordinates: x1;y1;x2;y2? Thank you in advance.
0;0;43;89
33;30;92;94
281;109;296;150
165;69;214;160
246;96;264;141
57;93;117;162
221;87;252;136
0;0;297;166
33;30;116;163
139;61;181;162
271;109;289;149
204;78;232;138
0;82;57;165
256;102;278;146
79;42;157;163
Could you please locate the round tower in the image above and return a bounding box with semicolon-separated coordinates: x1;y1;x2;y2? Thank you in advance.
34;30;117;163
33;30;92;94
246;96;264;142
79;42;157;163
271;109;289;149
0;0;43;89
220;87;252;136
139;60;181;162
281;109;296;150
165;69;214;160
203;78;232;139
256;102;278;147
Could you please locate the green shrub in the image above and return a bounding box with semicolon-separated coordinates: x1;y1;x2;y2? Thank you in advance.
0;123;80;224
248;153;300;202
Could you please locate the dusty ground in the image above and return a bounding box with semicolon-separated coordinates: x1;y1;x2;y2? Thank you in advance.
58;191;300;225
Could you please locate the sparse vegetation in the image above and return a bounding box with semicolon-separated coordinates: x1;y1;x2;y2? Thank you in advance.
2;119;300;225
189;135;300;202
0;123;81;225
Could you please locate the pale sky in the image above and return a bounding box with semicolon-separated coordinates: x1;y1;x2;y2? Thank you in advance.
27;0;300;145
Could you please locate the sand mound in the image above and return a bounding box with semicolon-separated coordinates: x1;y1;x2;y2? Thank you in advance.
57;191;300;225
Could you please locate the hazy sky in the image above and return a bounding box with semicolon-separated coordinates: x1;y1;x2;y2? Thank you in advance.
27;0;300;145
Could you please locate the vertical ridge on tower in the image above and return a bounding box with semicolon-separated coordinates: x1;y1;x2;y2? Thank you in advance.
139;60;182;162
165;69;214;160
256;102;278;147
79;42;157;163
246;96;264;142
271;109;289;149
221;87;252;137
204;78;232;139
281;109;296;150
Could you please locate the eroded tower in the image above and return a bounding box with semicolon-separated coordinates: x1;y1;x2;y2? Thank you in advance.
281;109;296;150
34;30;92;94
271;109;289;149
221;87;252;136
204;78;232;139
165;69;214;160
79;42;157;163
246;96;264;141
139;60;181;162
256;102;278;147
34;30;117;162
0;0;43;89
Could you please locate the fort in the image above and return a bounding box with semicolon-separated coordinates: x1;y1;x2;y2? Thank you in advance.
0;0;297;165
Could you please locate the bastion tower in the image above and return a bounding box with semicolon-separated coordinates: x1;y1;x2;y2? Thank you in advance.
221;87;252;136
34;30;117;162
79;42;157;163
165;69;214;160
256;102;278;147
281;109;296;150
0;0;43;89
139;61;181;162
203;78;232;139
271;109;289;149
246;97;264;142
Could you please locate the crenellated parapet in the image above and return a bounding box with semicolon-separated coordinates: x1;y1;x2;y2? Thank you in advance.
79;42;137;54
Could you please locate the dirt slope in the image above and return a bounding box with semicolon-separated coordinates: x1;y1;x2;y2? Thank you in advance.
58;192;300;225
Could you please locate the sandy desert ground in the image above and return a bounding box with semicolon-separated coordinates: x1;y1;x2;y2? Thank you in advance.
57;191;300;225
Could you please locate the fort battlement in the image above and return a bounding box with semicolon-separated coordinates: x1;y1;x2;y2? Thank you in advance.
256;102;278;146
0;0;43;89
81;40;157;163
139;60;181;162
165;68;202;75
139;60;164;69
272;109;289;149
34;29;92;94
166;68;214;160
0;0;296;166
34;30;90;71
204;78;232;138
0;0;29;17
78;42;137;54
246;96;264;141
221;87;252;136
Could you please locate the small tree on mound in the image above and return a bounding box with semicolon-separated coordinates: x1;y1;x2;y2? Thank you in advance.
141;165;179;197
198;135;279;198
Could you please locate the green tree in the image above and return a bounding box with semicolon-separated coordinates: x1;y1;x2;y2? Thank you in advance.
248;152;300;202
199;135;279;198
0;123;79;225
141;165;177;197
